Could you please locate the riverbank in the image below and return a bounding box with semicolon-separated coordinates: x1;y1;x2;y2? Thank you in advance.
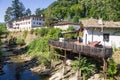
0;41;41;80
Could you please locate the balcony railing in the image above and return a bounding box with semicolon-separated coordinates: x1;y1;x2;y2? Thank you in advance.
48;40;113;59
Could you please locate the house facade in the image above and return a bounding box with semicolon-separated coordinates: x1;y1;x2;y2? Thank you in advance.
7;15;44;31
54;21;80;30
81;18;120;48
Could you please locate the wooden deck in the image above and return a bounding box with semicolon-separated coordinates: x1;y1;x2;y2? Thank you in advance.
48;40;113;59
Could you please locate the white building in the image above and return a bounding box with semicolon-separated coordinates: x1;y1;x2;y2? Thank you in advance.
7;15;45;31
81;18;120;48
54;21;80;30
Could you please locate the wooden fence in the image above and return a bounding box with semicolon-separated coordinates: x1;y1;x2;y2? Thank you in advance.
48;40;113;59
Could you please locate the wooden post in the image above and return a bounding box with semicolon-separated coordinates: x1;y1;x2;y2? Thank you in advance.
103;58;107;79
63;50;67;75
51;47;55;69
78;52;81;80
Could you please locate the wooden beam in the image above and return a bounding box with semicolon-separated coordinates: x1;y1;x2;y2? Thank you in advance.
51;47;55;69
49;44;72;51
63;50;67;75
103;58;107;79
78;52;81;80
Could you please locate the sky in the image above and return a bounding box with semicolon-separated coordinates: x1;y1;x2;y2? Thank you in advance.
0;0;56;22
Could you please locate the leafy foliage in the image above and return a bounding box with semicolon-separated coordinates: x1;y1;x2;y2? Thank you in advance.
4;0;32;22
0;24;9;35
30;29;35;34
72;57;96;79
107;58;117;78
8;37;25;46
23;30;28;39
0;24;8;60
41;0;120;21
63;26;77;39
26;28;62;66
36;28;49;37
16;38;25;46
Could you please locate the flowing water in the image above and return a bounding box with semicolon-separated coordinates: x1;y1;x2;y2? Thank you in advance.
0;46;41;80
0;63;41;80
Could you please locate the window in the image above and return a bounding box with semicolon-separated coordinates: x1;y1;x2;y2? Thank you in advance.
39;23;41;25
33;22;35;24
103;33;109;42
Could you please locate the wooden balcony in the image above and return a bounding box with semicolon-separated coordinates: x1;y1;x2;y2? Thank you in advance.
48;40;113;59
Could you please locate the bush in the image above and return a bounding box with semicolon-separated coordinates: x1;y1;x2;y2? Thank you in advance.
67;26;75;31
26;28;62;67
16;38;25;46
30;29;35;34
107;58;117;79
37;52;51;68
35;28;49;37
72;57;96;79
23;30;28;39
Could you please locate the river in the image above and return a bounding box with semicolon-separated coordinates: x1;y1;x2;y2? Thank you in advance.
0;44;41;80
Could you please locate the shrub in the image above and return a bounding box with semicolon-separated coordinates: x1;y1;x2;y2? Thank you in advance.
16;38;25;46
30;29;35;34
67;26;75;31
26;28;62;67
23;30;28;39
72;57;96;79
107;58;117;79
37;52;51;68
36;28;49;37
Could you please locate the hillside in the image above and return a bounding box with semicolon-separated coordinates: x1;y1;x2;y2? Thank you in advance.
42;0;120;21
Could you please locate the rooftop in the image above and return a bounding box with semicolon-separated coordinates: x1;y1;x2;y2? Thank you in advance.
81;18;120;28
54;21;79;26
13;15;44;22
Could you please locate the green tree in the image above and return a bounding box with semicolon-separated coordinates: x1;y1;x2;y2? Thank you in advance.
4;0;26;22
44;8;54;27
73;16;79;23
35;8;41;15
4;7;13;22
12;0;25;19
35;8;44;16
41;0;120;21
25;8;31;16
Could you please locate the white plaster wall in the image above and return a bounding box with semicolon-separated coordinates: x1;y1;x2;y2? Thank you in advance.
31;17;44;28
54;25;80;30
12;17;44;31
54;25;69;30
83;28;120;48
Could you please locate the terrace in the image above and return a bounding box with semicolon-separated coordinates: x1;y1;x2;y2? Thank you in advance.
48;40;112;59
48;38;113;79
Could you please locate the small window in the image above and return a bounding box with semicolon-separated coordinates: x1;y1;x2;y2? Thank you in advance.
33;22;35;24
103;33;109;42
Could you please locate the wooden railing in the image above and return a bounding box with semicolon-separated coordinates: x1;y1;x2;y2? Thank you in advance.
48;40;113;59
